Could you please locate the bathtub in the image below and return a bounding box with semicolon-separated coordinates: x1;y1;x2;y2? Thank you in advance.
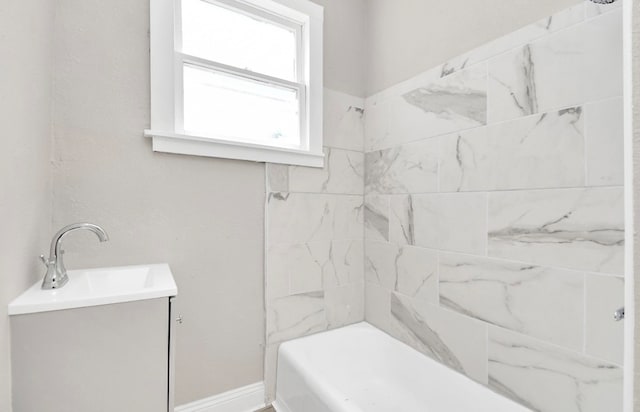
273;322;530;412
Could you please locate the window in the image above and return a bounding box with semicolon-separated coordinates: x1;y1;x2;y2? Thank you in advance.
146;0;324;167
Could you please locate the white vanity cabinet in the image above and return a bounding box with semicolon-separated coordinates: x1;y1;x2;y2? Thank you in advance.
8;264;177;412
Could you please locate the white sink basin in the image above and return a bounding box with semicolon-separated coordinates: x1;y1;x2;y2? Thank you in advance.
8;264;177;315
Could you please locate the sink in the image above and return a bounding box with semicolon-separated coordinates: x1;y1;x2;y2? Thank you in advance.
8;264;177;315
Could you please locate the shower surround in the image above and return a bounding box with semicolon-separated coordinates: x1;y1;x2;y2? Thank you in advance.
365;2;624;411
264;89;366;399
265;1;625;411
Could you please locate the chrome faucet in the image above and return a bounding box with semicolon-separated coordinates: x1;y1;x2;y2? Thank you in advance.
40;223;109;289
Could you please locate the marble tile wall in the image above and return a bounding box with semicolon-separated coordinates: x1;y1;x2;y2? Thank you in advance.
363;2;625;411
264;88;365;401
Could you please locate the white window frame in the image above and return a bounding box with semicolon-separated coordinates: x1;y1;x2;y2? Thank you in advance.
146;0;324;167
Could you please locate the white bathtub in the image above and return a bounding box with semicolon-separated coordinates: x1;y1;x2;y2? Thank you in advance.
273;322;530;412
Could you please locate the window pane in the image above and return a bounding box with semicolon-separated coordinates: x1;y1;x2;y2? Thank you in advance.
182;0;298;81
183;64;301;148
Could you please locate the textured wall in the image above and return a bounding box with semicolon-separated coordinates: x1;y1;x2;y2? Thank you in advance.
0;1;54;411
364;2;625;411
264;89;365;400
51;0;265;405
365;0;585;95
313;0;367;97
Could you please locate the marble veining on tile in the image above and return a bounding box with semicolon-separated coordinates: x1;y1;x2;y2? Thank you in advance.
489;327;622;412
365;65;488;152
439;107;585;192
488;188;624;275
488;9;622;123
390;293;488;383
365;138;438;194
268;193;363;245
439;252;583;350
266;163;289;193
268;239;363;297
389;195;415;246
323;88;365;151
439;3;585;78
267;292;327;344
289;147;364;195
402;83;486;125
364;241;437;304
364;195;389;241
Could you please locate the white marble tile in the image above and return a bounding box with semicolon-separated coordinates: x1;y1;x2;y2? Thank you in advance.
266;163;289;193
267;193;363;244
439;252;584;350
440;107;585;192
364;195;389;241
365;138;439;194
585;97;624;186
325;282;365;329
268;240;363;296
488;188;624;275
584;0;622;19
322;240;364;289
364;241;399;290
266;291;326;344
488;10;622;123
364;241;438;304
363;96;390;153
289;147;364;194
269;242;322;296
412;193;488;254
585;274;624;365
365;281;392;331
440;3;585;78
394;246;438;304
389;195;416;246
324;88;365;151
267;243;312;299
390;292;488;384
489;326;623;412
365;65;488;152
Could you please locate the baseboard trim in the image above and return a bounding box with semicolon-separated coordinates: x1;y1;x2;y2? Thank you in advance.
175;382;265;412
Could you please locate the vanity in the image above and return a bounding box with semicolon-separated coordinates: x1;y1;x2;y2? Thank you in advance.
8;264;178;412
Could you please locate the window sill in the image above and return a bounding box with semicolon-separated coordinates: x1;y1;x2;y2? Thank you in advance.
144;130;325;168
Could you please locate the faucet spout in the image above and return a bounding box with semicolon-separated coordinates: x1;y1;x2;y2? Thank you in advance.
42;223;109;289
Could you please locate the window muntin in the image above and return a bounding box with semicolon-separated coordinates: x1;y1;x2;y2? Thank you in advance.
181;0;299;82
147;0;324;167
182;64;301;147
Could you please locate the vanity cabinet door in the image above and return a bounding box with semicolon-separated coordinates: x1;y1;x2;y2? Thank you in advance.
11;298;170;412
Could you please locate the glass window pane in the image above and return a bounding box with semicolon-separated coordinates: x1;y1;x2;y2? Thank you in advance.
183;64;301;148
182;0;298;81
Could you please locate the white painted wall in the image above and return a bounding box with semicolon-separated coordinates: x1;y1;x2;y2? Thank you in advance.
365;0;584;95
0;1;55;410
